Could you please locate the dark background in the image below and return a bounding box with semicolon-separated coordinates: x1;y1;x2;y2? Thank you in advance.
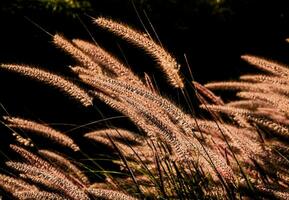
1;1;289;197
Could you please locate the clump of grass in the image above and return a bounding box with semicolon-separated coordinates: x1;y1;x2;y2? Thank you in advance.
0;17;289;199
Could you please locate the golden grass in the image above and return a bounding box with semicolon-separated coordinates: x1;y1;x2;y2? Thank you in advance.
1;17;289;199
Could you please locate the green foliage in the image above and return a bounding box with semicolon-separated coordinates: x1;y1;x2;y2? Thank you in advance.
40;0;91;15
0;0;92;17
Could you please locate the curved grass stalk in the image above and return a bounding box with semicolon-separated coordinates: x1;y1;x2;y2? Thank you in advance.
38;150;90;185
0;64;93;107
94;17;184;89
5;117;79;151
72;39;143;86
53;34;102;73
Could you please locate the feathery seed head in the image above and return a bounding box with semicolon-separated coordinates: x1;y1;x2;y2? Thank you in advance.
94;17;184;89
53;34;102;73
0;64;93;107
